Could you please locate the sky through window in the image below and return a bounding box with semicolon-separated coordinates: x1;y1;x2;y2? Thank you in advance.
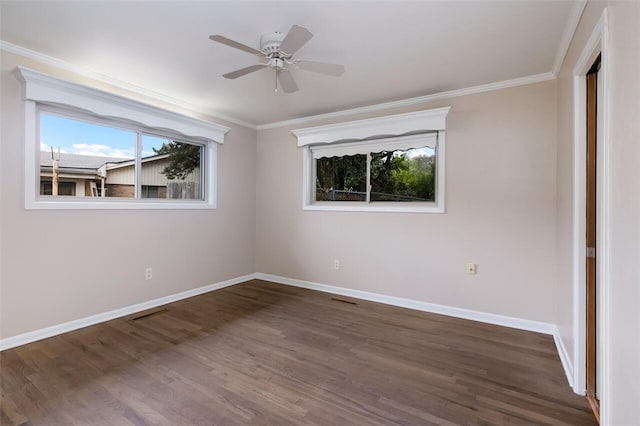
40;113;167;159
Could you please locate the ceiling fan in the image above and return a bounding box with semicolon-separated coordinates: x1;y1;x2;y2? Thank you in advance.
209;25;345;93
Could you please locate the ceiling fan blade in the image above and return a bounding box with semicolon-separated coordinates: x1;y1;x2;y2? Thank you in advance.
277;70;299;93
223;64;267;79
209;35;264;57
279;25;313;56
297;60;345;77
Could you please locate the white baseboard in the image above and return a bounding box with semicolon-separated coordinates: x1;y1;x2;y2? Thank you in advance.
256;273;575;387
0;274;255;351
552;326;576;390
255;273;556;334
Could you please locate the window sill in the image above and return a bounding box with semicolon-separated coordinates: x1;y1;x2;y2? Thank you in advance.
27;198;216;210
303;202;444;214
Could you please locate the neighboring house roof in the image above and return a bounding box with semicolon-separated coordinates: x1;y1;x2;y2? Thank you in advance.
40;152;130;169
105;154;169;171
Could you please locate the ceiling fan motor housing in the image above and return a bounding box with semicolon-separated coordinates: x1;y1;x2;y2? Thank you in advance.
260;31;285;56
211;25;343;93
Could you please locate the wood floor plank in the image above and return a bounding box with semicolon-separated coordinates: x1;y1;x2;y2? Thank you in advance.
1;280;596;425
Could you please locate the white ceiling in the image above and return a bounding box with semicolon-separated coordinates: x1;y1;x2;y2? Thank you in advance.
1;1;579;127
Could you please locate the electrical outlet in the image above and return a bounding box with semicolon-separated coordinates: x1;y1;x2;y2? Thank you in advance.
145;267;153;280
466;263;477;275
334;259;340;270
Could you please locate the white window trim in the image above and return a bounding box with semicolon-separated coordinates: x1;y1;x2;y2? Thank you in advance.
294;107;450;213
15;67;230;210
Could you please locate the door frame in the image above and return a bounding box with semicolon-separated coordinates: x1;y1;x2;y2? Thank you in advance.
572;8;610;423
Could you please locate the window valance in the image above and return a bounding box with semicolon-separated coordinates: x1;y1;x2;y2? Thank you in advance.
15;67;229;144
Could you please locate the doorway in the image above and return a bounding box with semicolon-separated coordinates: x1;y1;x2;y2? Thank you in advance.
585;55;601;423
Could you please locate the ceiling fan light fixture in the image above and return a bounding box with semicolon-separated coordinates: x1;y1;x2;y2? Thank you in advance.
268;58;285;68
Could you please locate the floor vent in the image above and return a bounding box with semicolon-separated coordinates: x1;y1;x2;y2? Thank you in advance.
131;308;168;321
331;297;358;305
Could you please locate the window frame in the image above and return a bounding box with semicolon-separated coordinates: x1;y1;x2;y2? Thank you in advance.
16;67;229;210
294;107;450;213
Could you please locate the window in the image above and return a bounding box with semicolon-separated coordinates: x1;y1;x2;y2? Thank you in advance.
140;135;202;200
313;134;437;205
38;109;205;203
316;154;367;202
294;107;450;213
371;147;435;202
141;186;160;199
17;67;229;210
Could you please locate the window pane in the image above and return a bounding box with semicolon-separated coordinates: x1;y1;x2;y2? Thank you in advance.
315;155;366;201
142;135;203;200
39;112;136;198
370;146;436;202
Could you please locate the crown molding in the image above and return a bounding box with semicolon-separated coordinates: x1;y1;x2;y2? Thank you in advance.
2;39;555;133
0;40;256;130
257;72;555;130
551;0;587;76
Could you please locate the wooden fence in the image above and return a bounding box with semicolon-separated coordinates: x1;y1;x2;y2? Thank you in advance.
167;182;200;199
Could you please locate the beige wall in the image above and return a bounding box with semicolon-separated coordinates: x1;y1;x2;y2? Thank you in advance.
601;2;639;423
0;50;257;338
256;81;558;323
555;1;639;422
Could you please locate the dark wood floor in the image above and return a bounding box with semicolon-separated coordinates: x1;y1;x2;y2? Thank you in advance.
1;280;596;425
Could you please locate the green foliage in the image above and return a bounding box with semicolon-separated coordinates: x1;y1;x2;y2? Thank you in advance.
153;142;201;180
315;149;435;202
316;155;367;191
371;151;435;201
